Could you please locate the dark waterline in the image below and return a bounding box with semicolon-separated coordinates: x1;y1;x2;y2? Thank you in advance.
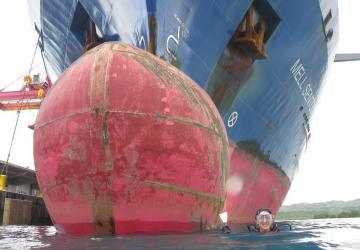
0;218;359;249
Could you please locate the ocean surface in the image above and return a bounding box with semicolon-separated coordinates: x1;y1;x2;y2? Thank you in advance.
0;218;359;249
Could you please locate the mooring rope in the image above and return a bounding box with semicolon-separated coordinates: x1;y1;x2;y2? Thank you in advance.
1;33;41;176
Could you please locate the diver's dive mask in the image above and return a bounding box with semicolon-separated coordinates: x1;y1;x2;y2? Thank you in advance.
256;212;273;224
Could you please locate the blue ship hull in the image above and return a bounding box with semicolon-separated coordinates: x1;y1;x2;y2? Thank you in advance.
28;0;339;233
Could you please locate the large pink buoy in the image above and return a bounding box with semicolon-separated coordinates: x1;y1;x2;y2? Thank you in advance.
34;42;229;235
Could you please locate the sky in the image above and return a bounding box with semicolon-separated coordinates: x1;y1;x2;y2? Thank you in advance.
0;1;359;205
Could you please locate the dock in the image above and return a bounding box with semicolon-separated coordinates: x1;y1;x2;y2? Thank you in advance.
0;161;52;225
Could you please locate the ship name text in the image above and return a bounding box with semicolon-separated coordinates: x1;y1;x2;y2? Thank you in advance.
290;58;316;111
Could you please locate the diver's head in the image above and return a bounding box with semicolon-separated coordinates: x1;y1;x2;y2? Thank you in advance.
255;208;274;232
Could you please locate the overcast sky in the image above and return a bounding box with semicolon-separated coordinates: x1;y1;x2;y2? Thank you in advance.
0;1;359;205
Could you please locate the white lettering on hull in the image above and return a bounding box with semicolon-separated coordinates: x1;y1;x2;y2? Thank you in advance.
290;58;316;111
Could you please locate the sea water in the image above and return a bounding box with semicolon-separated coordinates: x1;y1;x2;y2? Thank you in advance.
0;218;359;249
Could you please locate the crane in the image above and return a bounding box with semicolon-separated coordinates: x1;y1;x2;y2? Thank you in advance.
0;74;52;111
